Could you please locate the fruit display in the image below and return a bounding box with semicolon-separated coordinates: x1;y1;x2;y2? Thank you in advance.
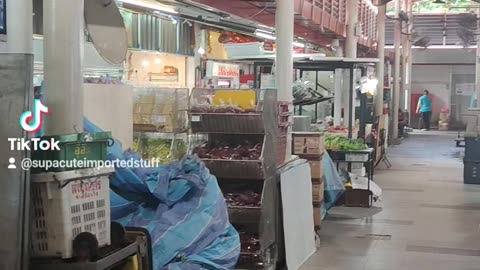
191;104;256;114
193;141;262;160
225;192;261;207
325;136;367;151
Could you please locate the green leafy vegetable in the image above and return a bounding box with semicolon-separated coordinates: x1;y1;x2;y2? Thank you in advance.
325;135;367;151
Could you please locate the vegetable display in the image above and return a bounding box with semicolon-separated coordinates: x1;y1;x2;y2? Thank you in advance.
325;136;367;151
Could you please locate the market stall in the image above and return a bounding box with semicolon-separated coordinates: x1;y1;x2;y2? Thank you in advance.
248;57;379;140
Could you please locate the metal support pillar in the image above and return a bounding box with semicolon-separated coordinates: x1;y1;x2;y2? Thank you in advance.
43;0;84;135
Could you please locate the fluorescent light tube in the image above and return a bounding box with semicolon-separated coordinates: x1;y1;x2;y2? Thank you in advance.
255;31;276;40
117;0;178;14
293;42;305;48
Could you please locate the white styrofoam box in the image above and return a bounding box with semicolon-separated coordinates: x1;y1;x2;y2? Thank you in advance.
224;42;264;58
338;162;363;171
351;167;366;177
30;167;114;259
345;153;369;162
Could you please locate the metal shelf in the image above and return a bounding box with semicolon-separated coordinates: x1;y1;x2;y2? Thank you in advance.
31;242;139;270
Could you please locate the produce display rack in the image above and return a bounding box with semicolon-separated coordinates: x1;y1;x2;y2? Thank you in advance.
189;88;283;270
133;88;189;162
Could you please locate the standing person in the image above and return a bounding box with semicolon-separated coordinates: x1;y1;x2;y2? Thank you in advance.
416;90;432;131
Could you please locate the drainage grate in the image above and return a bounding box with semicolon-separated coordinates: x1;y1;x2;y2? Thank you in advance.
406;245;480;257
421;203;480;211
356;234;392;240
412;163;427;166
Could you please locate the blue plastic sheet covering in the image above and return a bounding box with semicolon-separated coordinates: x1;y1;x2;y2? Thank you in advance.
322;152;346;214
84;119;240;270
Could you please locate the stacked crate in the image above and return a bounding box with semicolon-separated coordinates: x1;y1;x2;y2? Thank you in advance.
292;132;325;230
277;102;292;165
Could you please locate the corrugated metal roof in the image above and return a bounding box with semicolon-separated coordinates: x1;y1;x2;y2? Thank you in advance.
386;13;464;46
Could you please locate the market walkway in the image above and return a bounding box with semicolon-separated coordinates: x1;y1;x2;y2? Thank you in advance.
301;131;480;270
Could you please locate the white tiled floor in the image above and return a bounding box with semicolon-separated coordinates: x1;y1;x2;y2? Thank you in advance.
300;131;480;270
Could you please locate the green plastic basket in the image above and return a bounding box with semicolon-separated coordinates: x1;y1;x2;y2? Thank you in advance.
31;132;113;172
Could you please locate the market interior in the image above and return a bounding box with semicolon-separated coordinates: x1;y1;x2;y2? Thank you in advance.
2;0;480;270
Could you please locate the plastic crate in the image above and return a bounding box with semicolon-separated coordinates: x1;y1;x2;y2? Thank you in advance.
277;102;291;113
30;167;114;258
31;132;112;173
464;161;480;185
277;136;288;165
345;153;369;162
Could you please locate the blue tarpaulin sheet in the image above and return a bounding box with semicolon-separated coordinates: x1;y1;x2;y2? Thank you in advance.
84;119;240;270
322;152;346;216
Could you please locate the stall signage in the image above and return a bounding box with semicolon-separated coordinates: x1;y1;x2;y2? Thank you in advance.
207;61;240;78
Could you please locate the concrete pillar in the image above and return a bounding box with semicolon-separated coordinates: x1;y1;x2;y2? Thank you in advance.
5;0;33;53
345;0;358;58
276;0;294;102
375;5;386;116
392;0;401;138
1;2;33;269
43;0;84;135
406;0;413;116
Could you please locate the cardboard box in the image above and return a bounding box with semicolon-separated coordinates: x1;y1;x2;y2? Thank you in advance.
312;182;325;203
292;132;325;155
309;159;324;179
439;122;449;131
439;112;449;122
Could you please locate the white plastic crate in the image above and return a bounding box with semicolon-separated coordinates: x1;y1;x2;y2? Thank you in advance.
224;42;264;58
30;167;114;259
345;153;369;162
